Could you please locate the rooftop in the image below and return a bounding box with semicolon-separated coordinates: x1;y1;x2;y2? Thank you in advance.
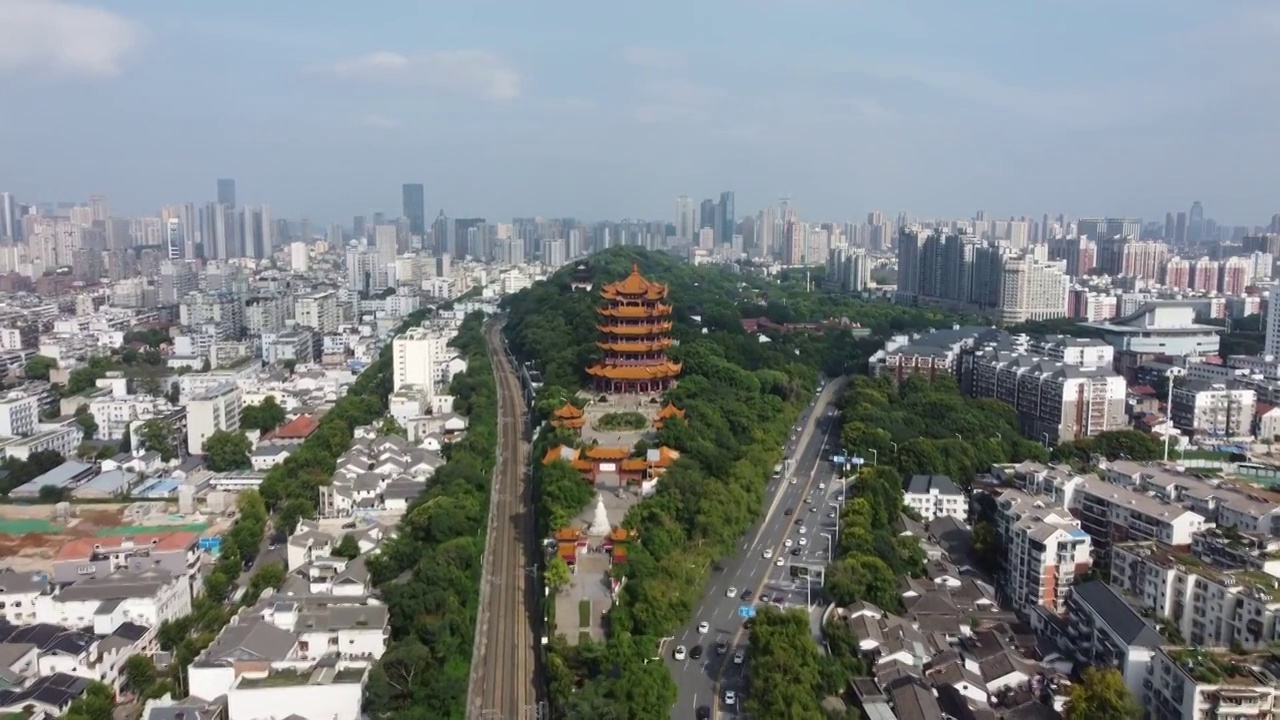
1166;648;1275;686
263;414;319;440
1116;541;1280;603
55;530;199;562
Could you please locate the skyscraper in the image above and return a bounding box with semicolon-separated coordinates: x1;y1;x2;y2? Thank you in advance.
0;193;17;241
216;178;236;207
1188;201;1205;243
402;183;426;237
699;199;716;231
675;196;695;241
718;191;735;246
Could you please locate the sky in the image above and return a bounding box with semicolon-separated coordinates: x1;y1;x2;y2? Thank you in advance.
0;0;1277;226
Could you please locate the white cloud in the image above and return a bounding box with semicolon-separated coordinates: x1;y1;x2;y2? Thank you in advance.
622;46;687;70
0;0;142;78
320;49;520;101
631;78;725;125
360;114;400;130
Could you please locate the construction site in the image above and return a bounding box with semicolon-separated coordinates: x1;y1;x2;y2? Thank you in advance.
0;501;234;575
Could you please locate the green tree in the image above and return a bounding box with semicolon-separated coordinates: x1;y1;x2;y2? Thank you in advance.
138;418;177;461
63;681;115;720
203;430;252;471
544;555;572;591
73;405;98;440
241;396;287;434
379;416;406;437
246;561;286;603
1064;667;1142;720
24;354;56;380
333;533;361;559
121;654;158;697
744;607;826;719
825;554;900;610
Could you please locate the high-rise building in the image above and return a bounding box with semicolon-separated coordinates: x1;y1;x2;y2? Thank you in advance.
1077;218;1142;241
290;241;309;272
186;382;241;455
402;183;426;237
675;196;695;241
0;193;17;241
393;327;449;395
1175;212;1188;244
717;191;735;246
543;239;566;268
699;199;716;231
165;219;183;260
216;178;236;208
374;224;397;290
1188;201;1205;243
294;290;339;333
1164;212;1176;240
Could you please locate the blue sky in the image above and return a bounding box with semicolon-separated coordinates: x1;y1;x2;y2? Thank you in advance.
0;0;1276;226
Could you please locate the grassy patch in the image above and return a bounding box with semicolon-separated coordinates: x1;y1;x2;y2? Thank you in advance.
596;412;649;431
579;598;591;628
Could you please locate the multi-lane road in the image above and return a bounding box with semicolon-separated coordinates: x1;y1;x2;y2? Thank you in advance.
466;320;541;720
667;378;848;719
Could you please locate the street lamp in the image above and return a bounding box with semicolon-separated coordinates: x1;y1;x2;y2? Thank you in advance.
829;502;841;542
820;531;833;558
955;433;963;441
868;448;878;466
889;441;899;454
1041;432;1050;449
994;432;1002;442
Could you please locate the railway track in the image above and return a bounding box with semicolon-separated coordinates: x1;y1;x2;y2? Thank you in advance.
466;319;540;719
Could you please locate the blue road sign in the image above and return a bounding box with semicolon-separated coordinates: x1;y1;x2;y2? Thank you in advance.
850;456;865;466
831;455;847;464
737;605;756;619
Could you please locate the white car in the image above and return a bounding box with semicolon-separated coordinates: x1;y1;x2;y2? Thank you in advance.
798;537;808;547
828;511;836;518
733;650;745;665
697;621;709;634
726;587;738;598
762;549;774;559
774;557;784;566
783;539;793;548
818;483;826;490
798;526;807;535
789;477;797;485
724;690;737;706
674;645;687;660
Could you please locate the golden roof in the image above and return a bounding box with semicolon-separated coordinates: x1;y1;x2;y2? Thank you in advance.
596;304;673;319
584;446;631;461
552;402;584;419
597;339;674;353
586;361;683;380
601;264;668;298
597;322;674;336
656;403;685;420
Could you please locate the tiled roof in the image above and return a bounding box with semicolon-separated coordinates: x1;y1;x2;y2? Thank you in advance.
264;414;319;440
56;530;198;562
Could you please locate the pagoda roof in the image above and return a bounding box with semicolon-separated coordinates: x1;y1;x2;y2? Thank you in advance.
601;264;668;298
597;304;673;319
551;402;584;419
552;527;585;541
584;446;630;461
656;403;685;420
586;361;682;380
597;322;674;336
597;339;673;353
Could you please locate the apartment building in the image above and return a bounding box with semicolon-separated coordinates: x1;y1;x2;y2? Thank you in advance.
392;327;449;394
868;326;1001;384
52;531;202;586
260;331;313;365
964;346;1127;443
1148;648;1280;720
0;426;83;460
89;395;176;441
186;382;242;455
903;475;968;523
1110;541;1280;650
0;391;39;437
38;568;191;636
995;489;1093;614
1103;461;1280;538
1052;581;1162;708
1002;462;1207;548
294;290;339;334
1170;381;1256;440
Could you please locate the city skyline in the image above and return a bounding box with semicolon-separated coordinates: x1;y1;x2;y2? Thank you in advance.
2;1;1278;223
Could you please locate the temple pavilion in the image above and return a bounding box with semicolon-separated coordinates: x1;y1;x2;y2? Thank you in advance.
549;402;586;434
587;264;682;394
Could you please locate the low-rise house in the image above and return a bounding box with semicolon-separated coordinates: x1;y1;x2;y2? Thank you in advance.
903;474;968;524
250;443;297;471
0;672;92;717
38;568;190;636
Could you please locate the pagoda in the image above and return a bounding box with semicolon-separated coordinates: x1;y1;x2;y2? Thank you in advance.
549;401;586;434
653;402;685;430
587;264;682;394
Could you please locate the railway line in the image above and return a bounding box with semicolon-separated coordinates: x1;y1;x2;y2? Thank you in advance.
466;319;541;719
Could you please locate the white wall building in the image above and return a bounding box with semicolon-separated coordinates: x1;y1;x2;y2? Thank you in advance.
186;382;242;455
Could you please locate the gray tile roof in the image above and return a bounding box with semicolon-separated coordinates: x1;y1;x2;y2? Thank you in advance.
1071;580;1163;648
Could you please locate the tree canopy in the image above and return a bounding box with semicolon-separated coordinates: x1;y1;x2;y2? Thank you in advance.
241;396;287;434
203;430;252;471
744;607;827;719
1064;667;1142;720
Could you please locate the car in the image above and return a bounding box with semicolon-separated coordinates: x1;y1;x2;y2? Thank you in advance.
810;506;818;513
819;483;826;490
697;706;711;720
789;477;797;485
795;518;804;525
774;557;784;566
266;543;276;551
774;597;785;606
734;650;745;665
697;621;709;634
783;508;794;516
803;496;812;504
791;547;802;556
743;618;754;630
762;548;773;559
690;645;703;659
783;539;793;547
674;645;687;660
798;537;808;547
724;690;737;706
740;589;753;601
726;587;738;598
798;526;807;535
759;593;770;603
828;511;836;518
716;641;729;655
341;521;357;529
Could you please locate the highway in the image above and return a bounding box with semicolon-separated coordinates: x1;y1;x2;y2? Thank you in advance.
666;378;849;719
466;320;540;720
